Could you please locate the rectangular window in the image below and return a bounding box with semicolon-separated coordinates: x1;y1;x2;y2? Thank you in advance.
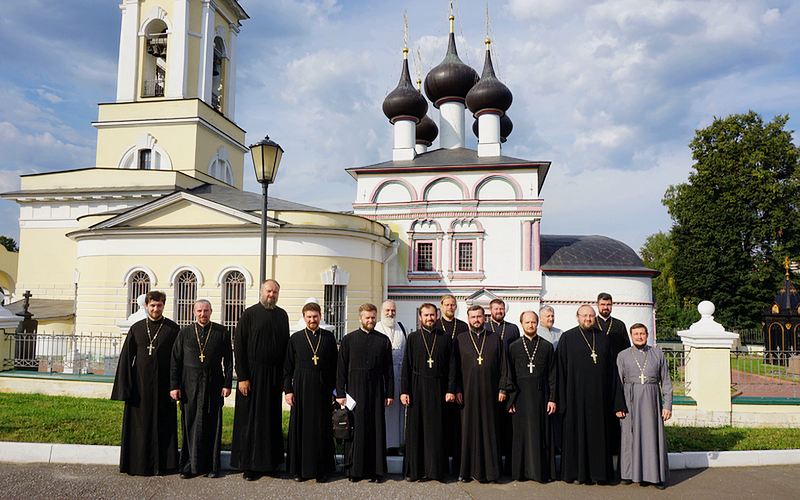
139;149;152;170
324;284;347;342
416;241;434;272
457;241;474;271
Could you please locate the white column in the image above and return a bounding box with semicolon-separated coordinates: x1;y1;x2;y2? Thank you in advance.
224;25;239;119
477;112;501;157
439;101;465;149
392;119;416;161
165;0;189;98
197;0;215;104
115;0;140;102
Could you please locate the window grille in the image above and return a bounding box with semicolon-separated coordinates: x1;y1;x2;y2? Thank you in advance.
222;271;247;339
324;284;347;342
416;241;434;271
139;149;152;170
457;241;474;271
127;271;151;316
174;270;197;327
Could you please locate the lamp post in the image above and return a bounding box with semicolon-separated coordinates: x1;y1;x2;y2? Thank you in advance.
249;136;284;285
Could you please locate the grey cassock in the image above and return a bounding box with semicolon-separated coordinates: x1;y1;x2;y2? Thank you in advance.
375;321;405;448
617;345;672;484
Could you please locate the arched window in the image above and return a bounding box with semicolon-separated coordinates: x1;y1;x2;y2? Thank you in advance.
174;270;197;327
211;37;226;112
448;219;486;280
127;270;151;316
142;21;168;98
222;271;246;338
407;220;444;280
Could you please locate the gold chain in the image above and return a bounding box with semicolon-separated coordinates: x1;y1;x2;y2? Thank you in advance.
469;329;487;365
145;318;164;355
420;327;437;368
193;322;213;363
304;328;322;365
522;335;541;372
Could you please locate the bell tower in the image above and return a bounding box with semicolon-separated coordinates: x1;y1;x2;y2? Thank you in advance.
94;0;249;189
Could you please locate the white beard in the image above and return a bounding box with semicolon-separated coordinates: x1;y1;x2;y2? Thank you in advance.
381;317;396;329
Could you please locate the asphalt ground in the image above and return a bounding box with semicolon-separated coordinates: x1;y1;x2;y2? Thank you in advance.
0;463;797;499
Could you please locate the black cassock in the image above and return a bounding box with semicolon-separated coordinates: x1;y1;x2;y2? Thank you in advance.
453;329;507;482
111;317;180;476
170;322;232;475
505;335;556;482
597;315;630;456
230;304;290;472
284;328;338;479
433;317;469;473
336;328;394;479
557;325;626;483
400;327;456;481
489;319;520;470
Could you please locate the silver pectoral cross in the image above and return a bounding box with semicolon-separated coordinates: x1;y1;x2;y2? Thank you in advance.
590;350;598;364
147;343;155;356
528;361;535;373
639;372;646;384
427;357;434;369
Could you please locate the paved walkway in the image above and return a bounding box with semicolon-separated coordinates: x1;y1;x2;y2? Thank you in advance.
731;369;800;398
0;463;797;499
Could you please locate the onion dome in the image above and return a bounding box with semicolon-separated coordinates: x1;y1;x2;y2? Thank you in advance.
466;38;513;116
423;15;479;108
416;114;438;146
500;114;513;143
472;113;513;142
382;48;428;124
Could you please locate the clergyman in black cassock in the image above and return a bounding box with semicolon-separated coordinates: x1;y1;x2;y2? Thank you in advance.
400;303;457;481
488;298;520;473
336;303;394;482
433;294;469;475
284;302;338;482
169;300;233;478
505;311;557;482
558;305;626;484
597;292;630;460
111;291;180;476
453;305;508;483
230;280;290;480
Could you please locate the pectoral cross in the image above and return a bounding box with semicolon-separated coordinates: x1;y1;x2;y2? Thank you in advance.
312;354;319;366
639;372;646;384
528;361;535;373
199;353;205;363
427;357;434;369
590;350;598;364
477;355;483;365
147;343;155;355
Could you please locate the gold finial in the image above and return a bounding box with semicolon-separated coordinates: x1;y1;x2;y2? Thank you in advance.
785;256;790;278
403;47;409;59
485;37;491;50
449;0;455;33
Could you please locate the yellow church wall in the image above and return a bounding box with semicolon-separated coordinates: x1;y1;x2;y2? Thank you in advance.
130;200;250;227
96;122;198;171
36;318;75;334
20;169;203;192
16;228;76;301
0;246;18;296
277;212;387;237
194;126;245;188
73;252;384;334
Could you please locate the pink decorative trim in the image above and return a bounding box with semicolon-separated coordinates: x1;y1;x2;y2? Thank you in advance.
448;218;485;232
369;178;419;203
533;220;541;271
357;210;543;220
422;175;470;200
540;299;654;307
522;221;532;271
472;174;523;200
407;272;444;281
448;271;486;281
353;199;543;209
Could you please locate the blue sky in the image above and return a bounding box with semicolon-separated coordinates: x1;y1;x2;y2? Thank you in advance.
1;0;799;253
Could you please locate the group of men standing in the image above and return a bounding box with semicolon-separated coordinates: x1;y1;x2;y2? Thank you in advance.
112;283;672;489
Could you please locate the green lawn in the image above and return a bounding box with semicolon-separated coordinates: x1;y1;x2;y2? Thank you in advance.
1;393;799;452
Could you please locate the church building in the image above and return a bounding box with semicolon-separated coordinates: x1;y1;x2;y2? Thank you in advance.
2;2;656;342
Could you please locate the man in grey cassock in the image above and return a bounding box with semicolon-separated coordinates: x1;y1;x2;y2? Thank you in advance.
374;299;406;455
616;323;672;489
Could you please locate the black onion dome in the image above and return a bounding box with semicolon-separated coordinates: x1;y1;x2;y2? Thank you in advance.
382;56;428;123
472;114;513;142
416;114;438;145
466;46;512;116
424;32;479;108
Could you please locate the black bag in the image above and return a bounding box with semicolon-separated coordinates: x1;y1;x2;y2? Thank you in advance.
332;405;353;441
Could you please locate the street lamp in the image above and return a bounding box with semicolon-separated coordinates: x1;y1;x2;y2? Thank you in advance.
249;135;284;285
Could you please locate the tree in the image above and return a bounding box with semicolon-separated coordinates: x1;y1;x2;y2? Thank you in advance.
640;231;698;332
663;111;800;328
0;236;17;253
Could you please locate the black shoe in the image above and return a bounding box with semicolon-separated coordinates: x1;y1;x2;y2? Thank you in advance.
179;472;194;479
206;471;220;478
294;476;305;482
458;476;470;483
348;476;361;483
316;475;327;483
655;482;667;490
620;479;632;485
368;475;384;483
405;476;415;482
243;471;259;481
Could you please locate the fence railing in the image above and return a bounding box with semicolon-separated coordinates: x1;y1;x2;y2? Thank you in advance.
660;348;687;397
730;349;800;399
4;332;122;376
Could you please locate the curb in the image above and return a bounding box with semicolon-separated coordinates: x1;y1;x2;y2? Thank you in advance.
2;442;800;471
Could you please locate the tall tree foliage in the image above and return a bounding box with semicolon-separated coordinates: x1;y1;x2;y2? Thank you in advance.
663;112;800;327
640;231;697;331
0;236;17;253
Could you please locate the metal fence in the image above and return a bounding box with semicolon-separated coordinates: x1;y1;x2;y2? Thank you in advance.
660;347;687;397
657;326;764;346
730;349;800;399
4;332;122;376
